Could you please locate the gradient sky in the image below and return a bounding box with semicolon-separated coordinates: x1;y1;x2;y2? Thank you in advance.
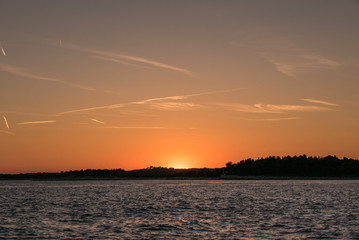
1;0;359;173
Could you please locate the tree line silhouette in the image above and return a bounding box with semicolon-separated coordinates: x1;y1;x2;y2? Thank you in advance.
1;155;359;179
0;167;223;180
225;155;359;177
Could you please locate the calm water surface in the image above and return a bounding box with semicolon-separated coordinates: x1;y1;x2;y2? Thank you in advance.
1;180;358;239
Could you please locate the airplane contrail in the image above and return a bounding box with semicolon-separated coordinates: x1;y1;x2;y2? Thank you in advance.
0;130;14;135
3;115;9;129
46;40;193;75
91;118;105;124
56;88;242;116
91;55;153;69
1;47;6;56
18;120;57;125
0;64;95;91
301;98;339;107
99;126;166;129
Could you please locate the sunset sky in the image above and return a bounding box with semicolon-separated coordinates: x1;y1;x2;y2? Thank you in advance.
1;0;359;173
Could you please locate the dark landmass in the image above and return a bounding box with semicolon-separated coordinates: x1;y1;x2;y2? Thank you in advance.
1;155;359;180
0;167;224;180
225;155;359;177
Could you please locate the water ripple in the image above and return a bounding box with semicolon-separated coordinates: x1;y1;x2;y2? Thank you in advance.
1;180;359;239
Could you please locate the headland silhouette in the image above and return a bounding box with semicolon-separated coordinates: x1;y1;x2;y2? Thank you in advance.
1;155;358;180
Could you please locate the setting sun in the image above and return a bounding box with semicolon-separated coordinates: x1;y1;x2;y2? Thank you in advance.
167;157;192;169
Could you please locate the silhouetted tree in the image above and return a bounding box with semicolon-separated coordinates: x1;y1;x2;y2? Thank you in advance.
225;155;359;177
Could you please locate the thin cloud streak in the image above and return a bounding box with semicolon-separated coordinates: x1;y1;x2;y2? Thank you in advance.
215;103;336;113
1;111;51;117
3;115;9;129
216;103;274;113
99;126;196;130
18;120;57;125
121;88;242;106
301;98;339;106
56;88;242;116
99;126;167;129
0;130;14;135
91;118;105;124
233;34;341;76
1;47;6;56
149;102;204;111
90;55;153;69
50;41;193;75
244;117;300;121
57;104;126;116
269;56;340;77
260;104;334;112
0;64;95;91
121;54;192;75
134;96;188;105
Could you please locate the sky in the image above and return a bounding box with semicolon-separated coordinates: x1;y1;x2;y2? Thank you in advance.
1;0;359;173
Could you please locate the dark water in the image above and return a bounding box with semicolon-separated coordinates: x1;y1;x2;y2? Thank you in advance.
1;180;359;239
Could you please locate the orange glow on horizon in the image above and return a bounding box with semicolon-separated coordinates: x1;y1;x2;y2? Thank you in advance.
165;156;193;169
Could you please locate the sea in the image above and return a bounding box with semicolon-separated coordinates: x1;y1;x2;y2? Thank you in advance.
0;180;358;239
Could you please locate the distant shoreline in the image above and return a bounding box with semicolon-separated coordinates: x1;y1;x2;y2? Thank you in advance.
1;176;359;181
2;155;359;180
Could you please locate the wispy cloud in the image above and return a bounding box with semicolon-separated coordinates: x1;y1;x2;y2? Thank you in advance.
301;98;339;106
120;54;192;75
3;115;9;129
1;47;6;56
98;126;197;130
90;55;153;69
133;95;189;105
18;120;57;125
258;104;334;112
0;64;95;91
215;103;275;113
268;55;340;77
0;130;14;135
99;126;166;130
233;34;341;76
50;40;193;75
129;88;242;106
1;110;50;117
215;102;335;113
57;104;126;116
90;118;105;124
56;88;241;115
149;102;204;111
243;117;300;121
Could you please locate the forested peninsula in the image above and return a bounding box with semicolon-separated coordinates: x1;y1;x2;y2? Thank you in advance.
1;155;359;180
